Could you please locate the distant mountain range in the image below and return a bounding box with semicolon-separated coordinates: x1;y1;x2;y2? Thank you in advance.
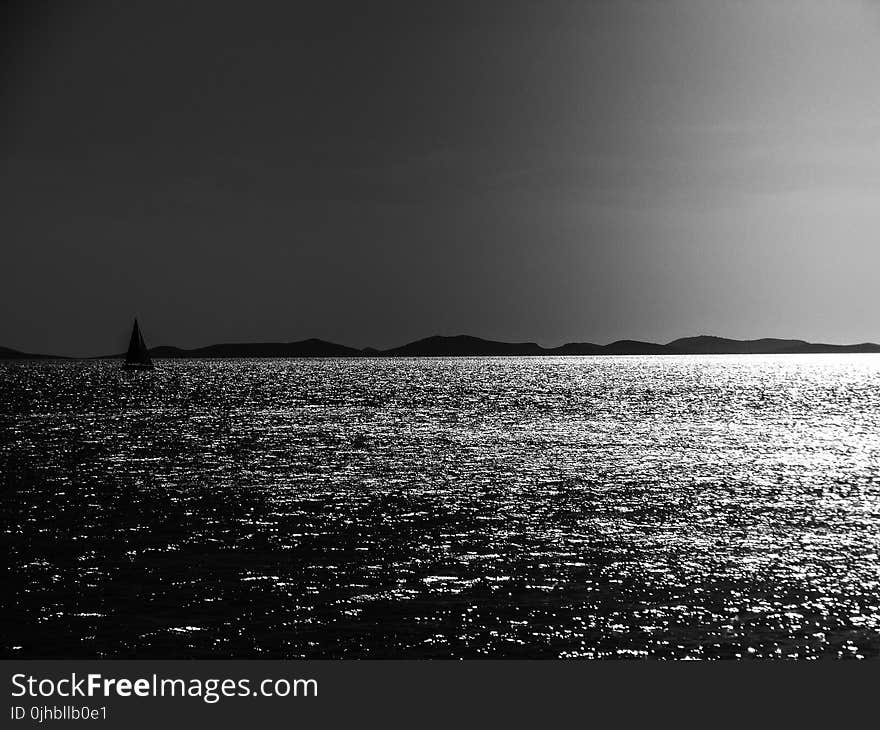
3;334;880;359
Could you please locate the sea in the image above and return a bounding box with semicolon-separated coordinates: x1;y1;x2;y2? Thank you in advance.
2;355;879;658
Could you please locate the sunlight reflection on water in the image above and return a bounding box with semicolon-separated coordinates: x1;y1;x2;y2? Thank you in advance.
2;355;880;658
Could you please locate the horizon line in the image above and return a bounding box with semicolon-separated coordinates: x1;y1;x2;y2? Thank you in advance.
5;332;880;360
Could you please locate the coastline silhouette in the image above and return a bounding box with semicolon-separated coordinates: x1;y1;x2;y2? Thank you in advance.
3;333;880;360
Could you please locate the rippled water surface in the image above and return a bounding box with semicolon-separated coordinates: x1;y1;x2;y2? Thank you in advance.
2;356;880;658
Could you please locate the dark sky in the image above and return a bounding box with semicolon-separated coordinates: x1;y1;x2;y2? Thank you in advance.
4;1;880;356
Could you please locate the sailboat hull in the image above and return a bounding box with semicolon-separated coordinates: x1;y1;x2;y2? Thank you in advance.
122;362;156;370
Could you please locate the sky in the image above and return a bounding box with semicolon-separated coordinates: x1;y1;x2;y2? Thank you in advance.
4;0;880;356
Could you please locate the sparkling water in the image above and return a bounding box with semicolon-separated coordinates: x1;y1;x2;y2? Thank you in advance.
2;356;879;658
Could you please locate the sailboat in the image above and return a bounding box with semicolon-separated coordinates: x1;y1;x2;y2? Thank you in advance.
123;318;155;370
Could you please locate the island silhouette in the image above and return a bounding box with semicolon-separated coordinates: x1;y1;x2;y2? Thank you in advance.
3;334;880;359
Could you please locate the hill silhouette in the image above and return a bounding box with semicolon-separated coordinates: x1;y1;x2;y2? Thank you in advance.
385;335;546;356
665;335;880;355
0;345;59;359
146;338;361;358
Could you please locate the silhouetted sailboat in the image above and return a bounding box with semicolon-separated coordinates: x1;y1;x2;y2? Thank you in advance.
123;318;155;370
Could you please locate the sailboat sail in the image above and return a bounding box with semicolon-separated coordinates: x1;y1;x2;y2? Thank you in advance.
125;319;154;368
